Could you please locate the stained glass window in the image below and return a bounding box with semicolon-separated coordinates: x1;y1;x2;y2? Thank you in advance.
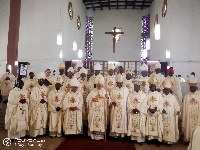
77;15;81;30
162;0;167;17
141;15;150;61
68;2;73;20
85;17;94;60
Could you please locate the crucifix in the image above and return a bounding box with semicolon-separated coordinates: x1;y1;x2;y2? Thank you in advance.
105;27;124;53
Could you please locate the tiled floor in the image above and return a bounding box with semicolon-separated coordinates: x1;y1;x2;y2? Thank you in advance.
0;127;188;150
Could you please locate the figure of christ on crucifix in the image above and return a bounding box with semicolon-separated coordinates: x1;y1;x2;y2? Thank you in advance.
105;27;124;53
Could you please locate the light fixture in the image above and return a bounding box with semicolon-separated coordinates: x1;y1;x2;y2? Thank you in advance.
78;49;83;58
141;49;148;59
146;39;150;50
166;50;170;58
14;61;18;66
73;41;77;51
167;66;170;69
6;61;7;64
59;50;63;59
155;24;160;40
57;32;62;45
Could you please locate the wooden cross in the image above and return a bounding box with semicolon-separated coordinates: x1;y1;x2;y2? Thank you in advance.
105;27;124;53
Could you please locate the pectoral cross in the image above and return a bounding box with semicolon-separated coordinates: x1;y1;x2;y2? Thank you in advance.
105;27;124;53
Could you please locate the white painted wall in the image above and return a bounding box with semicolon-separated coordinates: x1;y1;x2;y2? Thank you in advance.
149;0;200;79
0;0;10;77
87;9;149;61
18;0;86;75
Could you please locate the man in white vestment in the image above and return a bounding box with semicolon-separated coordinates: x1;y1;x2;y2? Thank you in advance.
74;61;83;78
45;69;55;91
150;62;165;92
123;68;134;92
162;79;180;144
146;76;164;145
104;63;116;94
29;72;49;137
0;69;15;102
166;67;182;107
182;76;200;142
110;74;129;138
86;74;110;140
5;80;29;139
127;78;147;144
139;63;149;94
48;77;65;137
63;78;83;135
58;63;67;81
63;67;74;93
187;124;200;150
88;63;102;92
24;72;37;98
77;67;88;122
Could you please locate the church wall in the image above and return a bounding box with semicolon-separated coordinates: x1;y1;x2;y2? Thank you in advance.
150;0;200;79
18;0;86;75
87;9;149;61
0;0;10;77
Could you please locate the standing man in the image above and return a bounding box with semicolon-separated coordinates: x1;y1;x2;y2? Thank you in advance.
110;74;129;138
63;67;74;93
58;63;67;81
123;68;134;92
88;63;102;92
146;76;164;145
139;63;149;94
48;78;65;137
127;78;147;144
182;76;200;142
5;80;29;139
24;72;37;98
45;69;55;91
162;79;180;145
104;63;116;94
150;62;165;92
29;72;49;137
63;78;83;135
86;74;110;140
0;69;15;102
166;67;182;107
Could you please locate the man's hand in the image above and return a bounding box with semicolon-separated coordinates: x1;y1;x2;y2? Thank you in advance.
112;102;117;106
56;107;61;111
5;77;10;80
69;107;78;111
149;107;157;114
162;109;167;113
19;99;26;104
92;98;98;102
132;108;140;114
40;99;46;104
176;111;180;115
156;89;161;92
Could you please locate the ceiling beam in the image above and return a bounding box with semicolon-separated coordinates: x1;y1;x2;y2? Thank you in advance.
86;4;151;9
91;1;95;11
108;0;110;10
141;0;145;10
117;0;119;9
84;1;153;5
133;0;136;9
125;0;127;9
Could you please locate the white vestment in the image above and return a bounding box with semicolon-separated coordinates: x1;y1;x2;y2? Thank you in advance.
146;91;164;142
24;78;38;98
5;88;29;139
29;85;48;137
48;89;65;137
88;75;96;92
62;77;73;93
162;93;180;144
127;90;147;142
166;76;182;107
0;73;15;99
123;79;134;93
182;91;200;142
86;88;111;140
139;76;150;94
63;91;83;135
151;73;165;91
110;87;129;137
104;75;116;93
187;124;200;150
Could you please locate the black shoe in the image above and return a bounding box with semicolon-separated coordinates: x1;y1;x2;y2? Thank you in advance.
138;142;143;145
146;140;152;145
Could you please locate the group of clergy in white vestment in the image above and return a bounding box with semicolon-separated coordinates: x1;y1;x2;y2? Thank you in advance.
2;61;200;147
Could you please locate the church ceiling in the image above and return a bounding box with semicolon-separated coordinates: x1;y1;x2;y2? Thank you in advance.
83;0;154;11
